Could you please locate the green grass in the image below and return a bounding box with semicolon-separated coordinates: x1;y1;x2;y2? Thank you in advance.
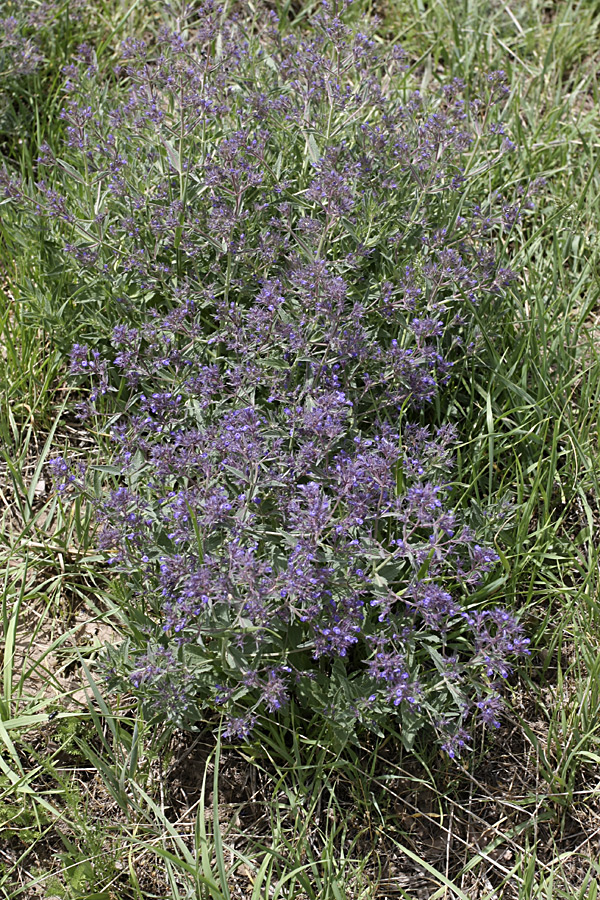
1;0;600;897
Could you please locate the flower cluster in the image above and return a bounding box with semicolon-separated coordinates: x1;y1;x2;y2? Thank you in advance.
0;1;90;79
1;7;47;78
0;1;100;169
7;1;532;751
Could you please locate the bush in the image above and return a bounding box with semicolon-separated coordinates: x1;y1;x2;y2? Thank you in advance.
4;0;533;754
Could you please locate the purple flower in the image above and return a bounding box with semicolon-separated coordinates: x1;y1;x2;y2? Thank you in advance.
441;725;472;759
476;692;504;728
223;713;256;741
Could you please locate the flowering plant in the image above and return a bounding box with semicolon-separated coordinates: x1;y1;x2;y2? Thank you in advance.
6;0;533;753
0;0;95;157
